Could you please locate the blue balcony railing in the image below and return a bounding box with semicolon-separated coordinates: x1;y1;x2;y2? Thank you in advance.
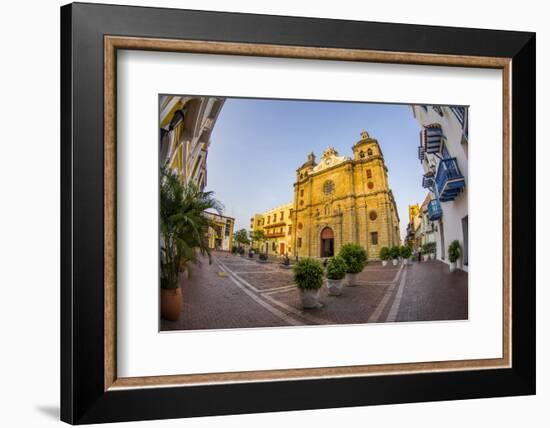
421;124;444;154
435;157;465;202
422;173;434;189
418;145;425;162
427;199;443;221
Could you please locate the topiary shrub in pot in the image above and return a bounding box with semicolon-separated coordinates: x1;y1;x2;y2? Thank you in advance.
421;243;430;261
379;246;390;267
400;245;412;265
389;246;400;266
293;258;324;308
325;256;347;296
339;243;367;286
448;240;461;272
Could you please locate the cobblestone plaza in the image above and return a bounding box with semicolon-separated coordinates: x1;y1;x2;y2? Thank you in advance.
161;252;467;331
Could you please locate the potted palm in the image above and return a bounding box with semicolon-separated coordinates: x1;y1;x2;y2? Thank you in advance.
400;245;412;265
325;256;347;296
160;168;222;322
339;243;367;286
379;247;390;266
293;258;324;308
448;240;462;272
389;246;400;266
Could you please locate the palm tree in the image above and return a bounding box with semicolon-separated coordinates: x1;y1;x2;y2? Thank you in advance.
160;167;223;290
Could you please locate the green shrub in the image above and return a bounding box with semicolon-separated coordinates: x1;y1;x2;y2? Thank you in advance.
389;246;400;260
326;256;347;280
293;258;324;290
422;242;436;254
448;240;461;263
379;246;390;261
400;245;412;259
339;243;367;273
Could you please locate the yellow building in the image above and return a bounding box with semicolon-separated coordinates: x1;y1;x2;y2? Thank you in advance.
291;131;401;260
159;95;225;190
160;96;236;250
204;212;234;251
249;203;293;256
405;203;422;249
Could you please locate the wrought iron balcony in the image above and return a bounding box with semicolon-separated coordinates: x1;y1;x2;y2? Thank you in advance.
421;124;444;154
427;199;443;221
435;157;465;202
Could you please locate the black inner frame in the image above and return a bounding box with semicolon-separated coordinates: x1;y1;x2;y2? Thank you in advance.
61;2;535;424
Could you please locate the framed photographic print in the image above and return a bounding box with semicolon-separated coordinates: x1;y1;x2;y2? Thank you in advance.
60;2;536;424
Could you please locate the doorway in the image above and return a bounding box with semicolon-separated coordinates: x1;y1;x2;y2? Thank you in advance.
320;227;334;258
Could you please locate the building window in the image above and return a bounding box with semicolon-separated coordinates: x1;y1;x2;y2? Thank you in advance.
280;227;283;233
367;182;374;190
297;237;302;248
371;232;378;245
273;214;277;222
272;242;276;251
267;216;270;224
359;150;365;159
324;205;330;216
300;200;304;206
367;148;373;156
298;223;303;230
369;210;378;221
366;169;372;179
300;189;304;197
288;226;292;235
280;211;284;221
300;173;303;180
323;180;335;195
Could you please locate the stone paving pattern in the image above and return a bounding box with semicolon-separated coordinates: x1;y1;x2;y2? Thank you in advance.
161;251;468;331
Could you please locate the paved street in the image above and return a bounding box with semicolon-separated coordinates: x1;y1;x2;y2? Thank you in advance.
160;252;468;331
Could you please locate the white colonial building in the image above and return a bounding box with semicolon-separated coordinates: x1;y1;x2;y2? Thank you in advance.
412;105;468;271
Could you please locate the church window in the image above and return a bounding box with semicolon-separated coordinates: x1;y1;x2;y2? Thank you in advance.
324;205;330;216
371;232;379;245
367;182;374;190
323;180;335;195
367;148;373;156
297;237;302;248
300;200;304;206
359;150;365;158
298;223;303;230
366;169;372;179
369;210;378;221
300;189;304;197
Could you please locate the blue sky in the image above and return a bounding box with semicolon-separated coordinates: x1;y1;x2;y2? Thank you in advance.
206;97;426;239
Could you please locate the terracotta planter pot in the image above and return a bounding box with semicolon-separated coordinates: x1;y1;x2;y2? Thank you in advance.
161;287;183;321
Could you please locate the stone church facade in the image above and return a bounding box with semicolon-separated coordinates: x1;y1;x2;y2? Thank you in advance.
290;131;401;260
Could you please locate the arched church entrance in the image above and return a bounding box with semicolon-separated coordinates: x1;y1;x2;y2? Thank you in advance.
320;227;335;258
